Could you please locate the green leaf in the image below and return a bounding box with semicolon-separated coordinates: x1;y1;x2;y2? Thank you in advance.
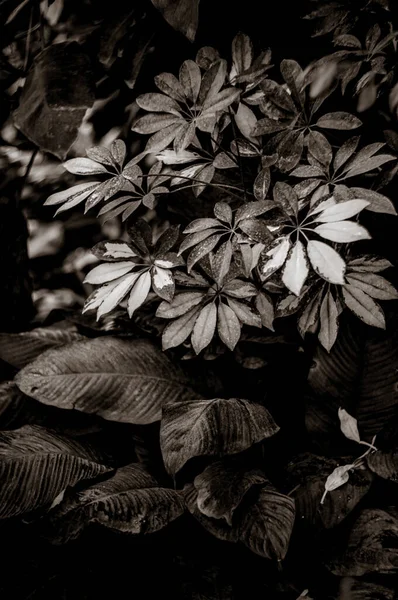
128;271;152;315
0;425;111;518
84;261;135;284
214;201;232;223
201;88;241;116
191;302;217;354
255;292;275;330
212;240;233;286
350;188;397;215
136;93;181;114
184;218;222;234
154;72;186;102
132;113;183;134
45;181;100;207
253;168;271;201
222;280;257;299
273;182;299;216
198;59;227;106
162;306;201;349
193;164;216;197
187;234;222;272
156;292;205;318
239;486;295;560
307;240;346;284
217;302;241;350
235;200;274;223
145;122;185;153
277;130;305;173
239;218;272;244
179;228;221;255
348;255;393;273
231;32;253;75
84;177;125;213
0;328;84;370
234;103;257;140
333;136;360;171
259;237;291;280
110;140;126;167
63;158;109;175
46;463;184;542
282;241;309;296
318;291;339;352
86;146;114;166
342;285;386;329
91;241;137;261
343;155;396;179
346;272;398;301
194;458;266;525
316;112;362;130
315;199;369;222
160;397;279;475
227;298;262;328
280;59;305;106
179;60;201;103
15;338;196;425
298;290;322;337
308;130;332;167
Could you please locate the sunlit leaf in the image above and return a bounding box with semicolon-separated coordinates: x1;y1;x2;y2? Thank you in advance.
342;285;386;329
307;240;346;284
282;241;309;296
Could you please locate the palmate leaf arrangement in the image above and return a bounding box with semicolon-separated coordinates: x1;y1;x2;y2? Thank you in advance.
45;33;398;354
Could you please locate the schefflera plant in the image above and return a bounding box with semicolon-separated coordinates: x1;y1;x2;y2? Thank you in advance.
45;32;398;355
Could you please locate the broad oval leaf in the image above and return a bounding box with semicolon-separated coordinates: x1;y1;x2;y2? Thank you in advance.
239;486;295;560
46;463;185;542
307;240;346;284
194;458;267;525
0;328;84;369
15;338;196;425
0;425;111;518
160;397;279;475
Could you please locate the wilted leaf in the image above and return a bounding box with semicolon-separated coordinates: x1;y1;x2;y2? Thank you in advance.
46;463;184;542
321;464;354;504
285;453;373;529
160;397;279;475
14;43;94;159
0;328;84;369
15;338;196;425
0;425;111;518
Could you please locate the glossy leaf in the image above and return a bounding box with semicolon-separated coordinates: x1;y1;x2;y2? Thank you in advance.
191;302;217;354
307;240;346;284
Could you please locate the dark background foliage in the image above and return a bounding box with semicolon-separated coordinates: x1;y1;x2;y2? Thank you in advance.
1;0;398;598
